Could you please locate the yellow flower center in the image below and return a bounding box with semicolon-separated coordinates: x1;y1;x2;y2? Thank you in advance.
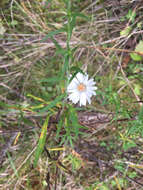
77;83;86;92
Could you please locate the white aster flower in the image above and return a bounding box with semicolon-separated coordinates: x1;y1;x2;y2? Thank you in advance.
67;72;97;106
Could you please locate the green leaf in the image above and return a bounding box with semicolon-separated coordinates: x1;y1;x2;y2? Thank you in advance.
41;28;65;42
138;105;143;122
130;53;142;61
120;26;131;36
69;68;85;83
100;142;106;147
114;163;125;172
126;9;136;22
27;94;47;103
39;94;65;113
134;84;141;95
137;22;142;28
34;114;51;167
69;106;79;139
22;117;34;126
61;53;70;76
10;20;18;26
56;115;64;139
70;14;76;38
130;40;143;61
128;171;137;178
70;66;84;73
50;36;66;56
69;105;85;139
123;141;136;151
7;152;19;178
73;12;89;21
98;185;110;190
39;75;61;84
0;101;9;108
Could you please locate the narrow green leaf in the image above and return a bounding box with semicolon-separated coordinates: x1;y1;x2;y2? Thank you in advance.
39;94;65;113
51;36;67;56
123;141;136;151
41;28;65;42
134;84;141;95
69;106;81;139
73;12;89;21
61;53;69;76
27;94;47;103
0;101;9;108
34;114;51;167
50;36;63;51
39;76;61;84
7;151;19;178
69;68;85;83
138;105;143;122
56;116;64;139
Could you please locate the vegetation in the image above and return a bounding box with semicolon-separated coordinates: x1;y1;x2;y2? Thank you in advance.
0;0;143;189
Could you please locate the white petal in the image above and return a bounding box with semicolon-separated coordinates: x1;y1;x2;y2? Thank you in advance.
88;90;96;96
67;82;77;92
68;92;80;104
87;80;96;86
88;78;95;82
86;95;91;104
93;86;97;90
84;74;89;82
86;90;93;97
72;77;79;84
88;86;96;91
79;92;87;106
76;72;84;83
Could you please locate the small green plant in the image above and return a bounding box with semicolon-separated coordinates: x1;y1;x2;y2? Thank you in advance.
26;0;89;167
130;40;143;61
120;9;136;36
126;9;136;23
120;9;136;23
127;105;143;137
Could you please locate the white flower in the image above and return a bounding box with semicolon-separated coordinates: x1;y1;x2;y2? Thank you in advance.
67;72;97;106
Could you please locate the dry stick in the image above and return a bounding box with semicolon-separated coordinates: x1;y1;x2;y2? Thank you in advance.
86;45;143;56
0;126;36;135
